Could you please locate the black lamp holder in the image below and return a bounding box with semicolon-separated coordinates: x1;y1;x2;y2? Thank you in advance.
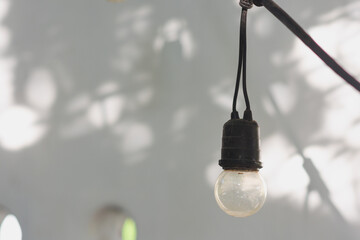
219;0;360;171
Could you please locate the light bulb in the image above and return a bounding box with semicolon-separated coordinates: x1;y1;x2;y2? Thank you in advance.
214;170;267;217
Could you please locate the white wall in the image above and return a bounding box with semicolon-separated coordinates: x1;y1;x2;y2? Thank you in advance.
0;0;359;239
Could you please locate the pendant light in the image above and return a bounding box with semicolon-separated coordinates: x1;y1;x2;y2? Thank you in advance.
214;0;360;218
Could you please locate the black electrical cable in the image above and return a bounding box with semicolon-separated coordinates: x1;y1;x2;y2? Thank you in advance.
253;0;360;92
241;7;254;121
232;0;359;121
241;9;250;112
231;11;243;119
232;6;252;120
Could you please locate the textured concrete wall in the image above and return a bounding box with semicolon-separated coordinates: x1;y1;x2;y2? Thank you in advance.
0;0;359;239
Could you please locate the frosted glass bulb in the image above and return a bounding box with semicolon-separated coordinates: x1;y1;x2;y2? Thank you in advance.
214;170;267;217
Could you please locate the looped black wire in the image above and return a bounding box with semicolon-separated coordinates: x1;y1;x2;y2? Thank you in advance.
232;0;360;122
232;4;253;120
241;10;251;111
239;0;253;9
231;11;243;119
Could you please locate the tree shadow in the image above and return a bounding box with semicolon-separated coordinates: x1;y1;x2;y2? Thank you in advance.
0;0;359;240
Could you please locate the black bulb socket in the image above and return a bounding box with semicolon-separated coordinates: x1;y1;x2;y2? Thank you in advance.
219;118;262;171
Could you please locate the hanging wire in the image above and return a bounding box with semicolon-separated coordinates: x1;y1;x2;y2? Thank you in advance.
232;0;360;121
231;11;244;119
232;2;253;120
241;9;251;111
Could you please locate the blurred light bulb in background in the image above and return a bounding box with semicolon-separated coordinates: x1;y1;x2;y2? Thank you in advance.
214;170;267;217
